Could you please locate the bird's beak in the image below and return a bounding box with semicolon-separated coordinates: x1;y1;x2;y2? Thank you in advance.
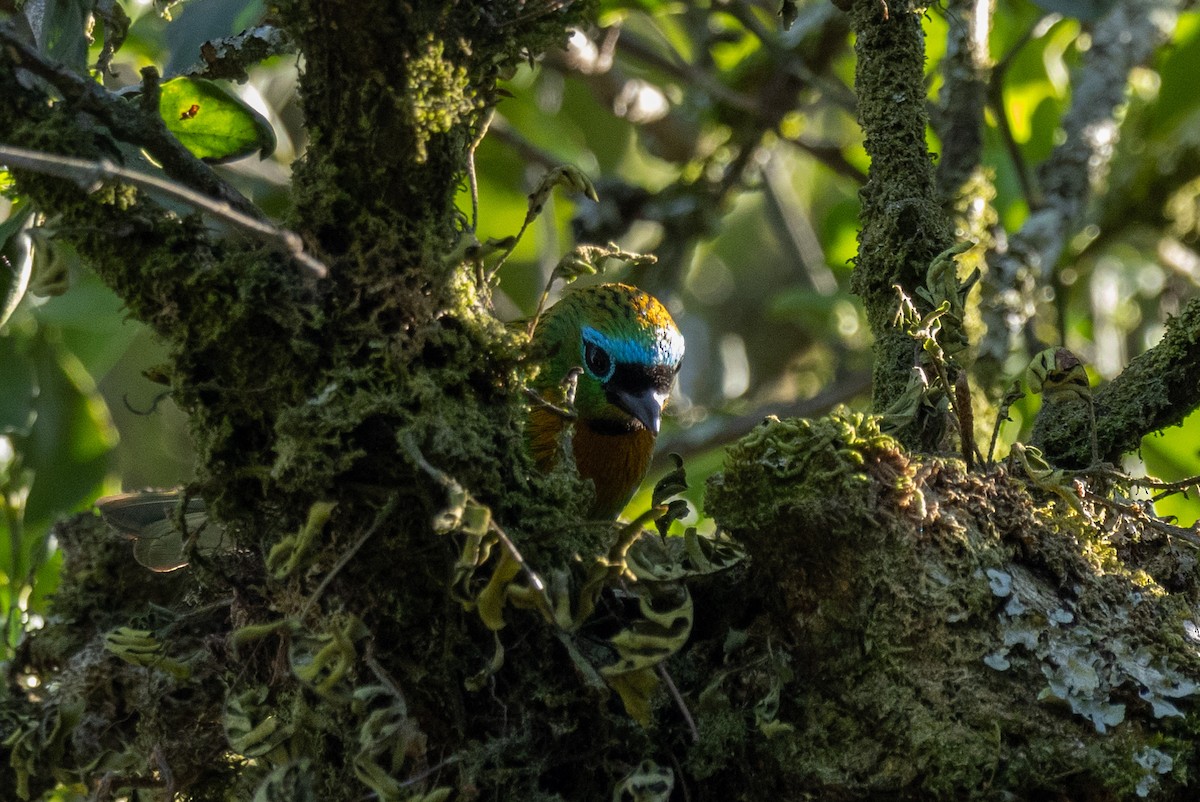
612;387;669;434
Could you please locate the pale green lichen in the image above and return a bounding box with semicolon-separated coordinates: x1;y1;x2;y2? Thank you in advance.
708;409;920;541
982;542;1199;743
1136;746;1176;797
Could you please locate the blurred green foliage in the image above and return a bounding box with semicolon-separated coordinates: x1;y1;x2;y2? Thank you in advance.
5;0;1200;659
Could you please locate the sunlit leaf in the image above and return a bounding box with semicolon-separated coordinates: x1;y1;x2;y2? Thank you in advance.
1142;409;1200;527
159;76;277;163
1151;16;1200;134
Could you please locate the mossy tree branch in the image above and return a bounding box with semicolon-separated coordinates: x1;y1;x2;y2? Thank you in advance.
279;2;583;295
1034;296;1200;468
848;0;955;447
5;2;1200;799
0;22;262;219
0;145;326;277
1094;296;1200;461
1;3;604;799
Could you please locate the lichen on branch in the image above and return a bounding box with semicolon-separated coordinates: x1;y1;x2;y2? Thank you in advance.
703;409;1200;799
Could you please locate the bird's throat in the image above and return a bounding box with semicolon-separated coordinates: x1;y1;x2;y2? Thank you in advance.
585;415;644;436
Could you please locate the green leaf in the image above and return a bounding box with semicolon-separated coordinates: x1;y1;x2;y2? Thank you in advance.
158;76;277;163
94;0;132;76
0;205;35;329
27;0;91;74
651;453;687;508
0;330;37;436
34;269;142;379
22;341;117;543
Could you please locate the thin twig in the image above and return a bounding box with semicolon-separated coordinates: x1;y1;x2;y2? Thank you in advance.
467;107;496;233
402;435;555;615
0;23;261;219
487;118;562;171
524;368;581;424
1077;486;1200;547
1076;467;1200;498
665;749;692;802
395;754;462;790
299;496;398;619
986;381;1025;465
486;200;536;281
0;145;328;279
955;371;979;469
657;662;700;744
488;518;551;603
526;272;561;337
364;639;409;709
524;387;578;421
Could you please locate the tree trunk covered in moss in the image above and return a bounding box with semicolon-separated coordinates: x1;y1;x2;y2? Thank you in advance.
2;2;616;798
849;0;955;449
5;1;1200;801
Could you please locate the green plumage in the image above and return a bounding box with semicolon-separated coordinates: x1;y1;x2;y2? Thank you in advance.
528;283;684;518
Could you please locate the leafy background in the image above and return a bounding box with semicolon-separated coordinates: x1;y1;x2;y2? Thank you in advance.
4;0;1200;660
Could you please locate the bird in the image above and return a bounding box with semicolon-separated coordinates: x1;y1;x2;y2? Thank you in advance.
526;283;684;519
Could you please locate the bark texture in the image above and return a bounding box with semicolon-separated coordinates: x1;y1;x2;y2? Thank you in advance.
849;0;956;449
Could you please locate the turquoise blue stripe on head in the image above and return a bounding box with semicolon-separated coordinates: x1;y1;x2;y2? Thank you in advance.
581;325;683;368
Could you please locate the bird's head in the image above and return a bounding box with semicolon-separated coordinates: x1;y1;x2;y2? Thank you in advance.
532;283;684;434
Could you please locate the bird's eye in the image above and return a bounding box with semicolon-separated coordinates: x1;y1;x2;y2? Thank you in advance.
583;339;614;380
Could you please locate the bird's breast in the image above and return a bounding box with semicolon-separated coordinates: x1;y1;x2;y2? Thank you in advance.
528;406;656;519
573;419;656;519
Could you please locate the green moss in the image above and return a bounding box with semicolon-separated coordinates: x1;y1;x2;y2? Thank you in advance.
696;410;1200;799
1;3;610;799
708;410;908;534
405;35;482;163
